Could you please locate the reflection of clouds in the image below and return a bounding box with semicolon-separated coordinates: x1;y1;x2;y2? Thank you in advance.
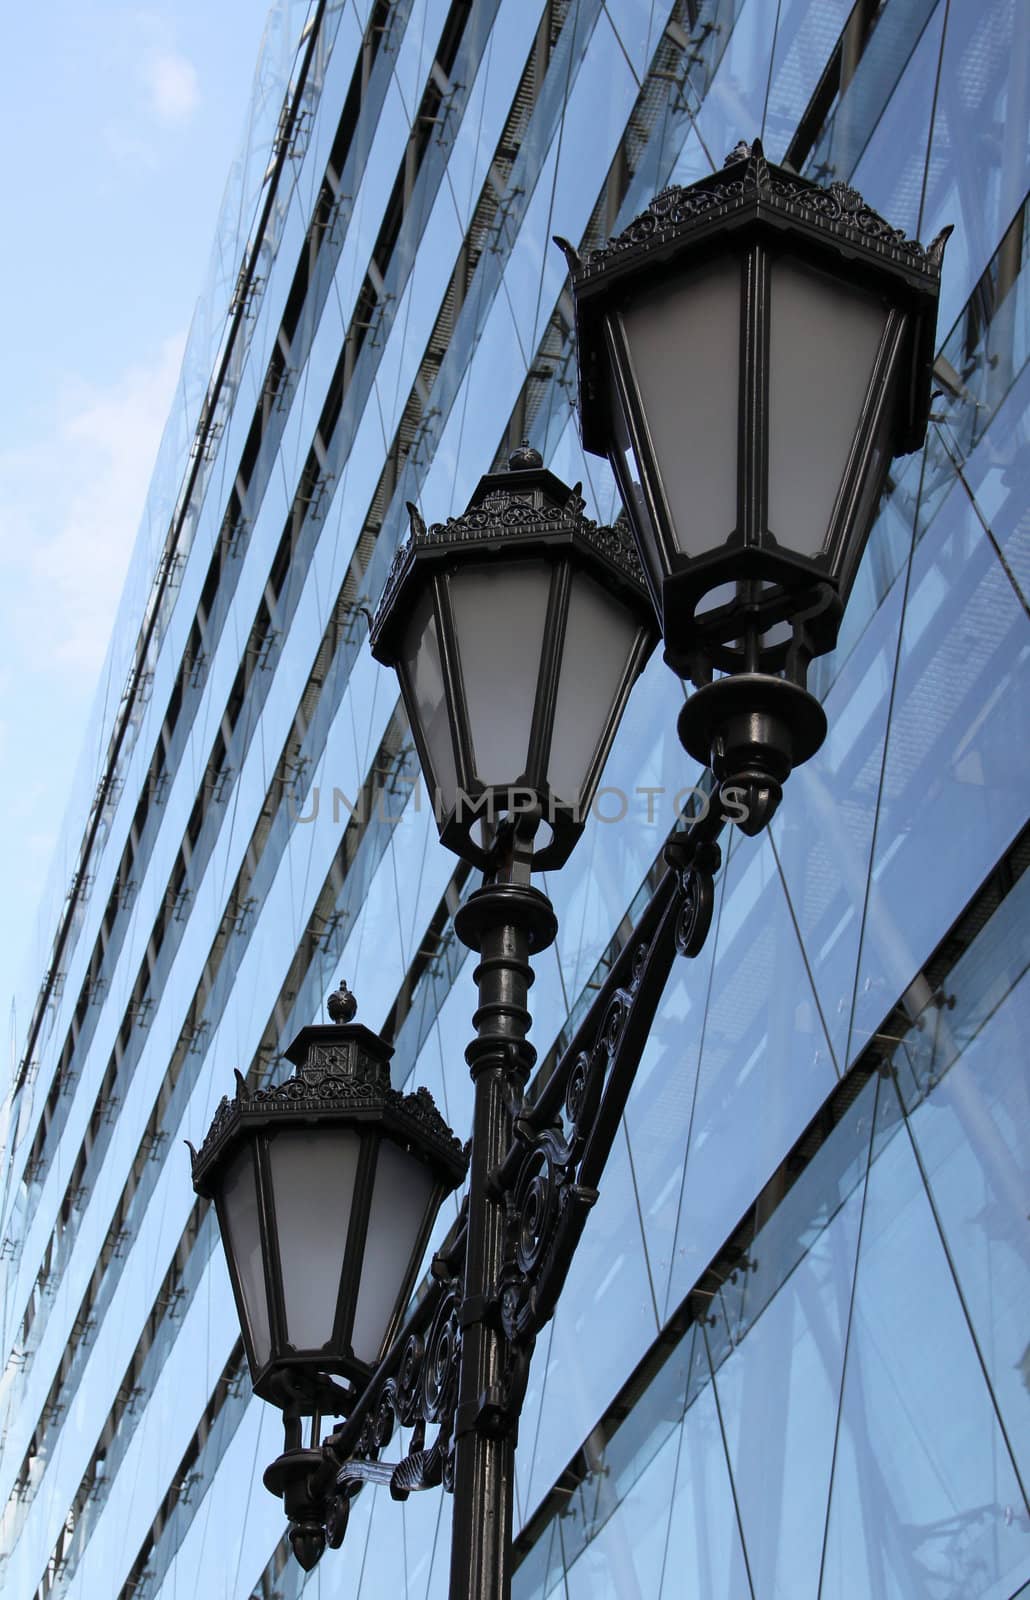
145;51;200;125
0;335;184;1014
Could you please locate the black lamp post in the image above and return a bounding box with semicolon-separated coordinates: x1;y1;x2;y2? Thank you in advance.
362;449;658;1594
191;140;947;1600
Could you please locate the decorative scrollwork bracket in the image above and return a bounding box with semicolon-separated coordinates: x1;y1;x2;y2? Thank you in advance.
280;799;729;1567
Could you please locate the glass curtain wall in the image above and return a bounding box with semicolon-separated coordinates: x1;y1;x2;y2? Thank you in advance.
0;0;1026;1597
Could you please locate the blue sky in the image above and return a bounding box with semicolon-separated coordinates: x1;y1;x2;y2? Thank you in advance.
0;2;276;1060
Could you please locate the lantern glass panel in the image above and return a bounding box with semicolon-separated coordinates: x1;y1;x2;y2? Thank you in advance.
767;257;887;557
619;259;741;558
220;1144;272;1368
547;569;641;807
837;377;897;600
403;586;458;811
447;561;551;787
267;1127;361;1351
350;1139;437;1368
609;389;663;601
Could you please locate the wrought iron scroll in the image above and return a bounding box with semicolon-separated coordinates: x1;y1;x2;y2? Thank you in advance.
492;806;723;1360
320;1225;466;1537
312;803;726;1547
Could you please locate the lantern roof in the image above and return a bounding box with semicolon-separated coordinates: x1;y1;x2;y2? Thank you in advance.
368;446;649;666
190;998;465;1196
560;137;951;459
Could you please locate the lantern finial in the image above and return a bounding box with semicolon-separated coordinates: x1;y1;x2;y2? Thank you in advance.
724;138;753;165
508;440;543;470
327;981;357;1024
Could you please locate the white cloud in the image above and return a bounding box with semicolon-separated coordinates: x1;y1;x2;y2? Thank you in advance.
0;337;187;1027
0;332;187;675
145;51;200;125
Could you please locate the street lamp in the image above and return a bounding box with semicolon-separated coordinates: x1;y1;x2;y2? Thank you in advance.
558;138;949;829
367;443;658;870
189;983;465;1568
192;140;947;1599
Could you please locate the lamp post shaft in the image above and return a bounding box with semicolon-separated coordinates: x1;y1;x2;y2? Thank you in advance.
449;878;555;1600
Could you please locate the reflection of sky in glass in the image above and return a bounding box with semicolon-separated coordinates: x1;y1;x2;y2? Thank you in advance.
520;949;1030;1597
823;1120;1030;1600
851;448;1030;1062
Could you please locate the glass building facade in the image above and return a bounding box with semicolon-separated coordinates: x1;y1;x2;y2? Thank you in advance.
1;0;1027;1595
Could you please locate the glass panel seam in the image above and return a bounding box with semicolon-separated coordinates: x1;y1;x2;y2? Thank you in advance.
655;1401;688;1599
815;1071;881;1600
898;1096;1030;1517
803;0;946;189
758;0;786;149
704;1321;758;1600
621;1117;662;1333
769;827;842;1077
915;0;953;242
662;857;732;1320
843;455;925;1068
521;1316;557;1523
929;423;1030;622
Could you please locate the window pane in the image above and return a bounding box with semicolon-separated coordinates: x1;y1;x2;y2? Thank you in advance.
713;1178;865;1598
565;1426;679;1597
772;574;905;1071
905;971;1030;1492
666;831;837;1317
821;1116;1030;1598
851;463;1030;1062
919;0;1030;338
660;1383;753;1598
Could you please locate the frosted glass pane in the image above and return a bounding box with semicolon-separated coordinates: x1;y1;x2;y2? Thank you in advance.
404;588;457;811
269;1128;360;1351
448;561;551;787
351;1139;436;1367
221;1145;271;1368
621;260;740;557
768;258;886;556
547;570;639;806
